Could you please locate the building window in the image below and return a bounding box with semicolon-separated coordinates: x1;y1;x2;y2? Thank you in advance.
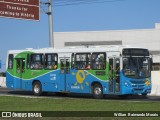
8;54;14;69
91;52;106;70
152;63;160;71
45;54;58;69
30;54;44;69
75;53;91;70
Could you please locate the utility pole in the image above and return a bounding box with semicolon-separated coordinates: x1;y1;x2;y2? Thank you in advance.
45;0;54;48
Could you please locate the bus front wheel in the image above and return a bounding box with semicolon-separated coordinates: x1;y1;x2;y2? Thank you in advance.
142;93;147;97
92;83;103;99
32;81;42;96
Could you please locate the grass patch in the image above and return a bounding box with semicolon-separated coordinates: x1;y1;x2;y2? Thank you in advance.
0;96;160;111
0;96;160;119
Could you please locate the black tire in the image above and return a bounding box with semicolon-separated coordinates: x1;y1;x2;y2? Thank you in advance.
92;83;103;99
141;93;147;98
32;81;42;96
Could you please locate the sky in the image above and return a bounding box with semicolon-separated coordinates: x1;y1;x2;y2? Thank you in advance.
0;0;160;71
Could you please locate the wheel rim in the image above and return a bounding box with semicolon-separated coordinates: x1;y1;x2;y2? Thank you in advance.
94;87;102;95
34;84;40;94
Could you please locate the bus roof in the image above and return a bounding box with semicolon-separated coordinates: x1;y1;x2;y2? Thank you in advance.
7;45;147;54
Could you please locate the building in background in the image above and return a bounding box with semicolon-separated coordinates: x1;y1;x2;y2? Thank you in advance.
54;23;160;70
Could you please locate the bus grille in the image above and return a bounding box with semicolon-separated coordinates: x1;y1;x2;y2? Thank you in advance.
130;80;146;93
133;88;144;92
132;85;145;88
130;80;145;84
132;84;145;92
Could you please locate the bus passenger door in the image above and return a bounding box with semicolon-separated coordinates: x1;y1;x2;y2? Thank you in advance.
15;58;25;89
115;58;120;93
109;57;120;94
59;57;70;92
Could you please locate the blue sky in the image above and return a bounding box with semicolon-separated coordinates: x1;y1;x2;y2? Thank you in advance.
0;0;160;71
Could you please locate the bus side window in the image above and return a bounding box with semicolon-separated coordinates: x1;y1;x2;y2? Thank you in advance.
30;54;44;69
45;54;58;70
27;54;30;69
75;53;91;70
71;53;75;69
91;52;106;70
8;54;14;69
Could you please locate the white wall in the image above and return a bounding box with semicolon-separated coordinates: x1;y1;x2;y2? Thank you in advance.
149;71;160;96
54;23;160;63
0;77;6;88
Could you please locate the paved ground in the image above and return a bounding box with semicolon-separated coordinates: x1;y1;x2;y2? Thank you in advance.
0;87;160;101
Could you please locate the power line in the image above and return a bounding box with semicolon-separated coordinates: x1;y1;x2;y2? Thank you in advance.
40;4;48;14
51;0;128;7
40;0;128;9
39;0;129;48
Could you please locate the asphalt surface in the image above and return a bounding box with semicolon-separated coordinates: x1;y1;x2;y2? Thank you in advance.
0;87;160;101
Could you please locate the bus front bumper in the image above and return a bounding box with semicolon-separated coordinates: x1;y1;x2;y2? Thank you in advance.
121;85;151;95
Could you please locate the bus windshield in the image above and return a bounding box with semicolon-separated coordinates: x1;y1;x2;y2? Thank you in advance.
123;57;151;79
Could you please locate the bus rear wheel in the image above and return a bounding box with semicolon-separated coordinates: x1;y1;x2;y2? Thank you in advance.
92;83;103;99
33;81;42;96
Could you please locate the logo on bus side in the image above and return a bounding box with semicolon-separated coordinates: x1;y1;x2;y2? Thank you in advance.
76;70;86;84
72;70;90;90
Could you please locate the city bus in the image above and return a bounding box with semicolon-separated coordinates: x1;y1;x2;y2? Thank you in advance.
6;46;152;99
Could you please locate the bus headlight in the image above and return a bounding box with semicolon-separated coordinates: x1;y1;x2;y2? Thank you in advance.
124;81;131;87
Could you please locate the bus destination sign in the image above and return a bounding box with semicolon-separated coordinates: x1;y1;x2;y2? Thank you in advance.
123;48;149;56
0;0;39;20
